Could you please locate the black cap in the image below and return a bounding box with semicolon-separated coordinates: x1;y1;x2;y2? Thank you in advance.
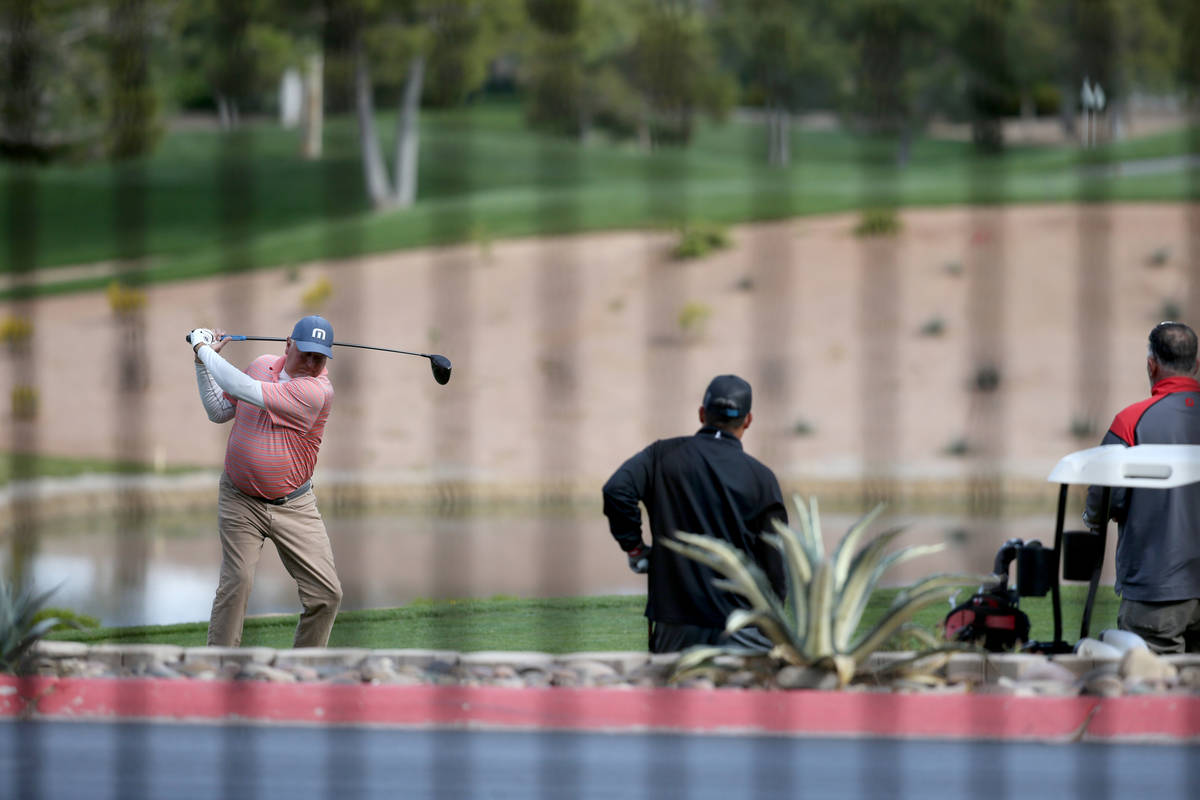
703;374;751;421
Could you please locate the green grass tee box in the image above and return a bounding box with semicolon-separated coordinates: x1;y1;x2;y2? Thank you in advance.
51;587;1117;653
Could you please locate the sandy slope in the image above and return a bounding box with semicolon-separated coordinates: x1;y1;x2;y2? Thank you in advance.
5;203;1199;497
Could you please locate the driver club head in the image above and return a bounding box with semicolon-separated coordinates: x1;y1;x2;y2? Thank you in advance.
430;354;452;385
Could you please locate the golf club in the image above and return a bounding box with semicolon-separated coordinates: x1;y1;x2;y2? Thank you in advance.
186;333;452;385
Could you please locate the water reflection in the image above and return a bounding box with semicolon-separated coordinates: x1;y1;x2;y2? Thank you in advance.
4;507;1115;627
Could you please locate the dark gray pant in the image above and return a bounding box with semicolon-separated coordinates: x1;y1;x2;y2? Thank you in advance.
1118;597;1200;654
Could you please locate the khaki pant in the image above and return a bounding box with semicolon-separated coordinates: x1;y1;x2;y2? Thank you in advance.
208;472;342;648
1118;597;1200;654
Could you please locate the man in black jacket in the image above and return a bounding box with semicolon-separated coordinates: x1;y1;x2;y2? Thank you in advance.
1084;321;1200;653
602;374;787;653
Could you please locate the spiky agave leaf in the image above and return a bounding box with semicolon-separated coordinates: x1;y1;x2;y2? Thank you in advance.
789;494;824;564
662;532;784;619
763;524;813;639
0;581;60;673
833;538;944;651
801;558;836;662
829;503;887;594
847;573;990;663
670;645;765;682
723;608;803;662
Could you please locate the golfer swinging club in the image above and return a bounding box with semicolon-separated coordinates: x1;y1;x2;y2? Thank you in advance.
187;315;342;648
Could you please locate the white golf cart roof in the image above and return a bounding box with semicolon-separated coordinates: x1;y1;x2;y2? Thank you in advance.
1047;444;1200;488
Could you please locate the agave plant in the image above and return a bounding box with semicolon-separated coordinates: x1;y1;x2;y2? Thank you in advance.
0;579;60;674
662;495;992;687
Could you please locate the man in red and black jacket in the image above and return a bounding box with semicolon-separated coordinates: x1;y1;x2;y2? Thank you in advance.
1084;321;1200;653
602;375;787;653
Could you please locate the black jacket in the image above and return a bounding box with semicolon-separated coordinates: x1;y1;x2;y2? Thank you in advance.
1084;375;1200;602
602;426;787;628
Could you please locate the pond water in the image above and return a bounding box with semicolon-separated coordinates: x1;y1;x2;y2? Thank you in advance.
4;506;1116;627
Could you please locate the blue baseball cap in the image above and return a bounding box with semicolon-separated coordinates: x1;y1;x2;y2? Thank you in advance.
703;374;751;420
291;315;334;358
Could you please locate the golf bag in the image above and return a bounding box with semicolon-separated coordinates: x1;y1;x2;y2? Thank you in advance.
942;539;1032;652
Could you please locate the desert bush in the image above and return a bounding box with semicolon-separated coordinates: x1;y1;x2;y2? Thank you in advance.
33;606;100;633
11;385;38;420
664;496;987;687
972;364;1001;392
853;208;902;237
1069;415;1098;440
0;580;60;673
0;316;33;352
673;223;730;260
944;261;964;276
301;276;333;311
943;437;970;457
677;301;712;338
1147;247;1170;267
106;281;147;315
918;316;946;337
1158;298;1182;321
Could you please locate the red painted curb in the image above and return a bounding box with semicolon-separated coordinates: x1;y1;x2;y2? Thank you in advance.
3;677;1198;742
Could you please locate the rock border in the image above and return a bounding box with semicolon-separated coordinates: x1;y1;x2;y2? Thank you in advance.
25;641;1200;697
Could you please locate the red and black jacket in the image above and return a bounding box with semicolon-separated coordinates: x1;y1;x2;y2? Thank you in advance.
1085;376;1200;602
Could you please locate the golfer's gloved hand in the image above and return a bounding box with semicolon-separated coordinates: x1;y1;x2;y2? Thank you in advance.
626;543;651;574
187;328;215;348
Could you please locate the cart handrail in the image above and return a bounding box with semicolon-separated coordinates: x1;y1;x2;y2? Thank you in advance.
1047;444;1200;488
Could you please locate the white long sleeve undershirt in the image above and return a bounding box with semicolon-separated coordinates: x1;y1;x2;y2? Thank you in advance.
195;345;266;413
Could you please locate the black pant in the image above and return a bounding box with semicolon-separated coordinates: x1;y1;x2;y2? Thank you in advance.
648;620;772;653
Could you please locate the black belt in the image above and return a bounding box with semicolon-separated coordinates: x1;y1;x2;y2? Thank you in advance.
244;480;311;505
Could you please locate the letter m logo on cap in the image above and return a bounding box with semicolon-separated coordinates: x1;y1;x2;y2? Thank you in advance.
312;327;327;340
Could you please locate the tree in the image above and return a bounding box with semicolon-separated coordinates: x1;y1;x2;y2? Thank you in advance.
327;0;518;210
715;0;843;166
627;0;735;147
836;0;958;166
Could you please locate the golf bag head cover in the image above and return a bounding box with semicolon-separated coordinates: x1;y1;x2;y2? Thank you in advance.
943;590;1031;652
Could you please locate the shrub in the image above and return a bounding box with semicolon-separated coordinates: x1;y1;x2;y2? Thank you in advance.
943;437;970;457
853;208;901;237
1158;298;1182;321
972;364;1001;393
11;385;38;420
673;223;730;260
944;261;964;277
106;281;147;315
0;315;33;349
918;316;946;337
301;276;333;311
664;496;987;687
0;580;60;673
1147;247;1170;267
677;302;712;339
33;606;100;633
1069;415;1098;440
792;419;815;437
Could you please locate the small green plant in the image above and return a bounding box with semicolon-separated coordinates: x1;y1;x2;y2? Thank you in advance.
1069;415;1098;440
918;316;946;337
853;208;902;237
11;385;38;420
972;364;1001;393
792;419;815;437
673;222;731;260
1147;247;1170;267
0;315;33;349
106;281;147;315
677;301;712;339
943;437;970;457
735;275;754;292
1158;298;1182;322
301;276;333;311
0;580;60;673
33;607;100;633
944;261;964;276
663;496;987;687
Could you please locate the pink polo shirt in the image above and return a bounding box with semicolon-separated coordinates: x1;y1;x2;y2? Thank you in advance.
223;355;334;500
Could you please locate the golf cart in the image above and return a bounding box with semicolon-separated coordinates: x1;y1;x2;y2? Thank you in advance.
946;444;1200;654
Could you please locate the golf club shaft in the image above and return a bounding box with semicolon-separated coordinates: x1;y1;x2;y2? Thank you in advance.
228;335;435;360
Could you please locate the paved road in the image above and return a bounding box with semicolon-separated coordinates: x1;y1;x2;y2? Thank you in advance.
3;720;1198;800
